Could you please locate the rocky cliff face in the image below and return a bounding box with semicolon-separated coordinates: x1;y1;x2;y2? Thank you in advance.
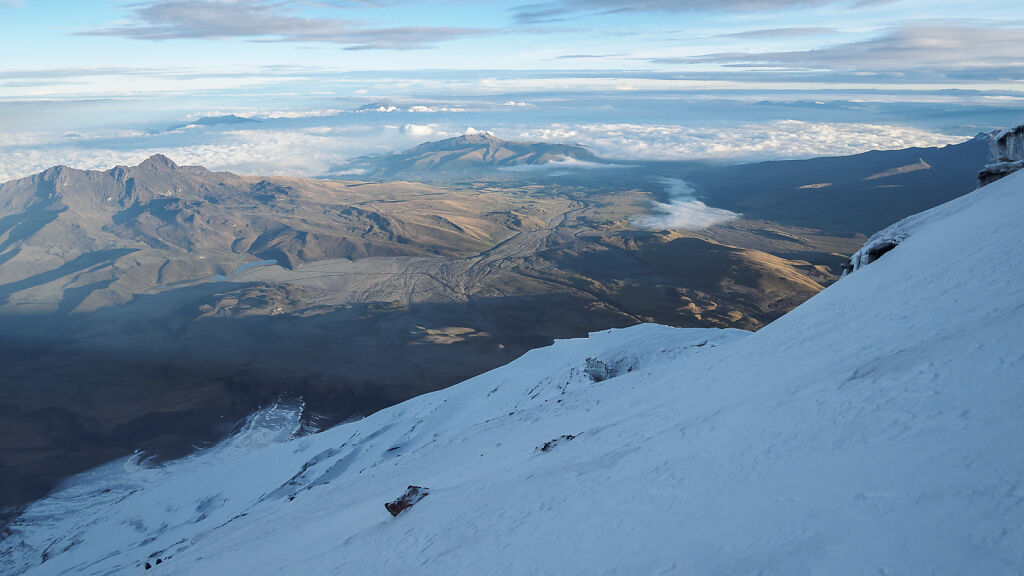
979;124;1024;186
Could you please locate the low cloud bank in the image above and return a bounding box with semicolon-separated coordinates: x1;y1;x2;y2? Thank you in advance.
0;115;969;183
519;120;964;162
633;178;740;231
498;157;630;173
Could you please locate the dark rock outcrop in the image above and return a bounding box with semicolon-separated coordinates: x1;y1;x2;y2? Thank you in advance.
539;434;577;452
385;486;429;517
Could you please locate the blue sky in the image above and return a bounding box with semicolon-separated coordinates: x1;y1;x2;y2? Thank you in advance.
1;0;1023;179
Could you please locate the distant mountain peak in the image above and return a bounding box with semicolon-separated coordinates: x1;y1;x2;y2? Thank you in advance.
350;132;600;178
455;131;500;142
165;114;258;132
41;164;77;177
355;102;399;112
138;154;179;171
410;132;505;150
204;114;255;124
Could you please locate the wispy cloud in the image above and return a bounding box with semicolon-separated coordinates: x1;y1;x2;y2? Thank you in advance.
633;178;739;231
80;0;488;50
715;27;838;39
499;157;632;174
512;0;891;24
668;24;1024;80
555;53;623;60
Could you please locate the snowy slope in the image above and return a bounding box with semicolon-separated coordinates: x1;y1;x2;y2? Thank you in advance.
4;169;1024;575
841;177;992;275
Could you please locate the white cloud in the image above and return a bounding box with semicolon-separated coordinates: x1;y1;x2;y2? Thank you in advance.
518;120;965;161
499;157;631;173
0;129;149;149
0;127;419;181
407;105;468;113
0;117;972;184
402;124;448;138
633;178;740;231
329;167;367;176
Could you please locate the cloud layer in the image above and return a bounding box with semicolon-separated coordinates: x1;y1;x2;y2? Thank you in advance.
0;114;973;183
519;120;965;162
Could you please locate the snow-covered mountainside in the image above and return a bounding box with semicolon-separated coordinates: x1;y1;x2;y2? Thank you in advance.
4;168;1024;574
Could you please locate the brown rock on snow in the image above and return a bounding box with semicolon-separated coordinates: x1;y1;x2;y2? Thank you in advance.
385;486;429;517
